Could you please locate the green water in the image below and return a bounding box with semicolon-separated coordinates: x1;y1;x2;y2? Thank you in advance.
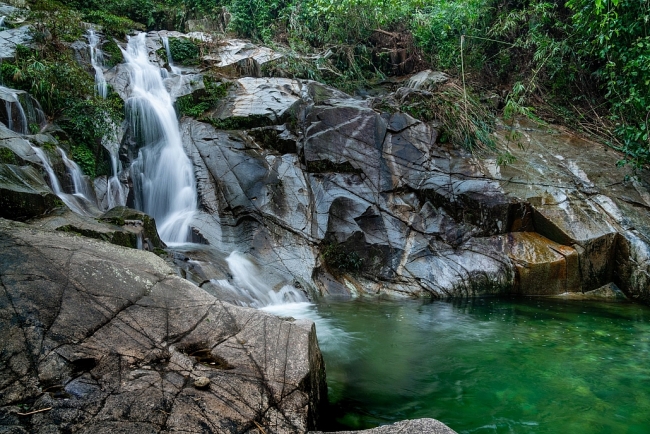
315;297;650;433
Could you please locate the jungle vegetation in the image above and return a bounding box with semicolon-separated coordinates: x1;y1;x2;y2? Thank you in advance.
4;0;650;167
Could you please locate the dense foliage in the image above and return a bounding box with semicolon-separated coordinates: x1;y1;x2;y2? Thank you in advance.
17;0;650;166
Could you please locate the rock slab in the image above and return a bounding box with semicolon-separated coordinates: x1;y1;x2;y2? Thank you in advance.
0;219;325;433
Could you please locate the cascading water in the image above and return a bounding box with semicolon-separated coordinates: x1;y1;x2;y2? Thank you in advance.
1;85;28;134
221;251;308;308
105;144;127;209
59;148;94;200
217;251;352;353
122;33;197;243
31;146;97;216
87;29;108;99
0;85;46;134
0;16;6;30
161;36;180;75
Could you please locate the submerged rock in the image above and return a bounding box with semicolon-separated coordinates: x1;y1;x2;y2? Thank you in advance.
0;219;325;433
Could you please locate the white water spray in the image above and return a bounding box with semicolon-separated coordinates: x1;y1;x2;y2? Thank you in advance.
122;33;197;243
219;251;352;352
87;29;107;99
223;251;308;308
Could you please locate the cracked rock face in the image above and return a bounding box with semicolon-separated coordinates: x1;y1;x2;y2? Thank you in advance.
179;74;650;303
0;219;326;433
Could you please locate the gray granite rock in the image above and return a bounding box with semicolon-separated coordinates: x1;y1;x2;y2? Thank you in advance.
310;418;457;434
0;219;325;433
0;25;30;60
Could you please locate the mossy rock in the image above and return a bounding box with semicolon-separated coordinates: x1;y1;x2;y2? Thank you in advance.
100;206;165;249
0;164;62;221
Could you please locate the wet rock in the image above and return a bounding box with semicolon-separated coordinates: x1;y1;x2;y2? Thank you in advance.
554;282;628;301
310;418;457;434
486;232;580;295
0;219;325;433
0;164;60;220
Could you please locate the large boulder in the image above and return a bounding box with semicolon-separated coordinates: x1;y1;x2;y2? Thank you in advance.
0;164;60;220
0;219;326;433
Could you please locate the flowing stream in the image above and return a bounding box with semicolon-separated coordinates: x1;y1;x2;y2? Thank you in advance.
122;33;197;243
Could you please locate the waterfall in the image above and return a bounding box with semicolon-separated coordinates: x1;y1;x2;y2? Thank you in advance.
0;85;46;134
161;36;180;74
106;147;127;209
1;86;28;134
122;33;197;244
87;29;107;99
0;17;6;30
59;148;94;199
31;146;97;216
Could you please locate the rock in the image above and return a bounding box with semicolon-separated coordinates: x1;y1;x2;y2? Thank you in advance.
484;232;580;295
0;25;31;60
0;219;326;433
491;118;650;300
204;39;283;77
100;206;165;250
0;164;60;220
30;206;165;251
310;418;457;434
406;70;449;90
208;77;303;128
193;376;210;389
554;282;628;301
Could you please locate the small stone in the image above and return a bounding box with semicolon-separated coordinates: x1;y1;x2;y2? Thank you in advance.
193;376;210;389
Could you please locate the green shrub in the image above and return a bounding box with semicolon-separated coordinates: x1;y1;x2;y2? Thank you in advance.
83;10;144;37
168;37;200;65
176;76;229;118
71;143;96;178
322;241;364;273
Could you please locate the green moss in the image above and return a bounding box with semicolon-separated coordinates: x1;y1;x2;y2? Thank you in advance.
0;148;18;165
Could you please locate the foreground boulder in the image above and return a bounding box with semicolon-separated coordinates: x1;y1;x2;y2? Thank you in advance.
0;219;326;433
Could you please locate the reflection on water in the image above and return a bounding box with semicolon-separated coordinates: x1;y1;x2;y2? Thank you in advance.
316;297;650;434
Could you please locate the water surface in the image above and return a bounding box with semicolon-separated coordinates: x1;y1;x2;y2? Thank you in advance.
314;297;650;433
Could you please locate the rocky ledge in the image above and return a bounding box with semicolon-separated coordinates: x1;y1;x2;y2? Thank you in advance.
0;219;326;433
